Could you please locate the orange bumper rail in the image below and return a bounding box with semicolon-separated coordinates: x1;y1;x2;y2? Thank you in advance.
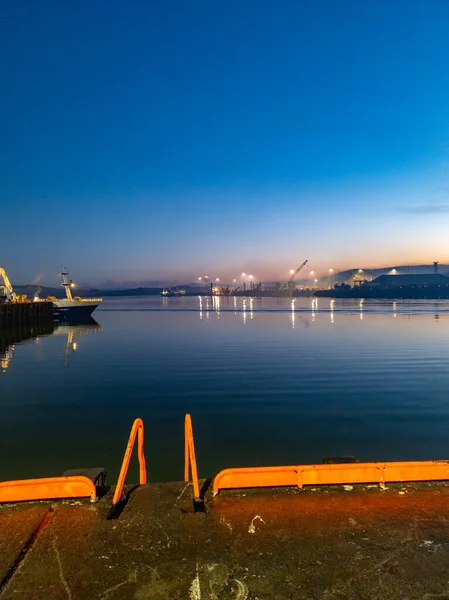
213;460;449;495
112;418;147;506
0;476;97;503
184;414;200;500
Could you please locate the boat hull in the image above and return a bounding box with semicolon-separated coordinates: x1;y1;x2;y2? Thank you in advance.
53;302;100;320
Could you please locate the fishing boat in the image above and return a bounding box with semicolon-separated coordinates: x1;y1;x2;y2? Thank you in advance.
51;268;102;319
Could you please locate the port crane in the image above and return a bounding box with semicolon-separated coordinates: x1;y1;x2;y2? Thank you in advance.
0;267;18;302
276;259;309;291
288;259;308;284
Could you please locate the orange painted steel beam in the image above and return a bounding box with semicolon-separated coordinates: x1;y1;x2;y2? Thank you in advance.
0;476;97;503
184;414;200;500
112;418;147;506
213;460;449;495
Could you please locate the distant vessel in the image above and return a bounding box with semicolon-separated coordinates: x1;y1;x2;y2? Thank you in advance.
161;287;186;297
51;268;102;319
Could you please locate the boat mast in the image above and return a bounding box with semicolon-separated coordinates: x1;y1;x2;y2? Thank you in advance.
61;267;73;301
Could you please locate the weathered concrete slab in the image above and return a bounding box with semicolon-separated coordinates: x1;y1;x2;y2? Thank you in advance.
2;482;449;599
0;503;51;584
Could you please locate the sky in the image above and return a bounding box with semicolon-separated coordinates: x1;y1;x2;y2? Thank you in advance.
1;0;449;286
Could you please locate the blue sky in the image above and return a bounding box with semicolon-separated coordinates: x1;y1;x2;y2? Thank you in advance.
2;0;449;286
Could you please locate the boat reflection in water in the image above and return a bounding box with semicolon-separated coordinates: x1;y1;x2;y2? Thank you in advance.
51;317;102;366
0;321;54;372
0;317;102;371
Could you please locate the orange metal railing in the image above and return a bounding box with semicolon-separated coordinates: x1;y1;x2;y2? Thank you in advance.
112;418;147;506
213;460;449;495
184;414;200;500
0;475;97;503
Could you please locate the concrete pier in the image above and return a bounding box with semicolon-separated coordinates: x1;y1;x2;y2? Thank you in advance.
1;481;449;599
0;302;53;330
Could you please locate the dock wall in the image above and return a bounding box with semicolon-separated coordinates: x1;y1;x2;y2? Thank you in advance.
0;302;54;330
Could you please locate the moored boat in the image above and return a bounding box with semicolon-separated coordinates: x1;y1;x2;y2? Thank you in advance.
51;268;102;320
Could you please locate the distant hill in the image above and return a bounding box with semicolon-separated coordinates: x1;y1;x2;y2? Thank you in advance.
14;284;64;298
13;284;164;298
99;287;163;297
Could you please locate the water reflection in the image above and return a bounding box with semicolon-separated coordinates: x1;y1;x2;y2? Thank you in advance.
1;344;14;372
1;322;54;372
212;295;221;317
359;298;364;320
1;318;101;370
51;318;102;365
192;295;449;326
5;297;449;483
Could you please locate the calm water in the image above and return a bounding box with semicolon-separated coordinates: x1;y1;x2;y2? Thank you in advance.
2;296;449;483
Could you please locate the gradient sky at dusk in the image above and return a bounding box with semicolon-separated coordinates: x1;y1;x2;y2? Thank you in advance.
2;0;449;286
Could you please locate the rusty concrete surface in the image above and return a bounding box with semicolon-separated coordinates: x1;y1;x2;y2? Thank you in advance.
0;503;51;583
1;482;449;599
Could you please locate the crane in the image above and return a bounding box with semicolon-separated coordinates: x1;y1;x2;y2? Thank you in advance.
288;259;308;283
276;259;309;291
0;267;19;302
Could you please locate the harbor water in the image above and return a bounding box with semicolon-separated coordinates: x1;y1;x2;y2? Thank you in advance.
1;296;449;484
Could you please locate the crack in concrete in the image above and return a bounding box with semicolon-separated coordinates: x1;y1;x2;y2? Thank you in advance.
100;568;138;599
174;483;190;508
0;508;54;597
52;536;72;600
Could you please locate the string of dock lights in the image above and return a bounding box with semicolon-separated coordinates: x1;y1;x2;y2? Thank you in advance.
198;269;363;286
198;268;378;285
198;274;255;284
199;268;337;287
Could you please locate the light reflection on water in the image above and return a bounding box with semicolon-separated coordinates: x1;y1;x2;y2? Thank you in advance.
98;295;449;316
1;296;449;484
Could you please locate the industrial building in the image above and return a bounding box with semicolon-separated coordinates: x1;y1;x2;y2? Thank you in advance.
367;273;449;289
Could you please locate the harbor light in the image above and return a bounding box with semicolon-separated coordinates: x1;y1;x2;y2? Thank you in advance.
242;272;246;277
216;278;220;282
329;268;334;273
289;269;295;274
314;278;318;283
310;271;315;275
358;269;363;273
249;274;253;279
198;277;202;281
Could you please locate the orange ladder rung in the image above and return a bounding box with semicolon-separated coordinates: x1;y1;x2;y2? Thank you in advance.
184;414;200;500
112;418;147;506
